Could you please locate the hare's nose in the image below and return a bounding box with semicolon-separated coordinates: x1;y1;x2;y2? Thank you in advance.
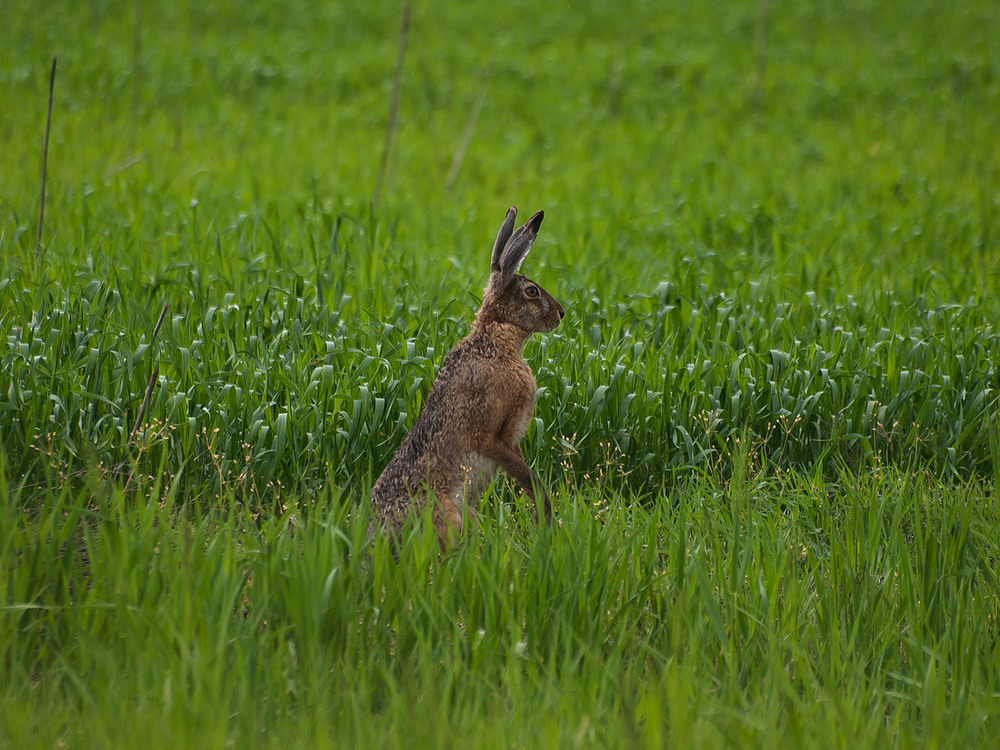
556;302;565;319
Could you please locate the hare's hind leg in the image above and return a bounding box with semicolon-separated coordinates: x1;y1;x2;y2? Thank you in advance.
432;489;469;550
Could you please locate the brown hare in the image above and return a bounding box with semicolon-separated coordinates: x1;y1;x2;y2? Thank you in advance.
370;206;564;548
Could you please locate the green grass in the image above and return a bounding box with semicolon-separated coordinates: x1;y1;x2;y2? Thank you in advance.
3;464;999;748
2;0;1000;747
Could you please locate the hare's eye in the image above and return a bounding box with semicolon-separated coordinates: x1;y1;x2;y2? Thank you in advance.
525;286;539;298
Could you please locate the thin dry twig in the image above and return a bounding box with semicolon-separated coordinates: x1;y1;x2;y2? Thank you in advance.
130;0;143;154
373;1;411;206
754;0;770;119
446;87;487;191
36;57;57;261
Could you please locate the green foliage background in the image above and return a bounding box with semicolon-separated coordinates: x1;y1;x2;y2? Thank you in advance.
1;1;999;747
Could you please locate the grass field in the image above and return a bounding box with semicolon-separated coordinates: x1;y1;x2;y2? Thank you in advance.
2;0;999;747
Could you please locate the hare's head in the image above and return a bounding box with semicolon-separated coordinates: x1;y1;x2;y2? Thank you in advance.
477;207;564;335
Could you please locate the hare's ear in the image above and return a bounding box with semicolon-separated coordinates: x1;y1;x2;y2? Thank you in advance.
490;206;518;273
490;210;544;291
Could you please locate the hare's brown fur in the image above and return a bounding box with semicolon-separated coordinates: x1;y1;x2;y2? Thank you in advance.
370;207;564;547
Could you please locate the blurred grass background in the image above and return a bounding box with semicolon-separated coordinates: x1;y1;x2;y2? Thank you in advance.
2;0;998;497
